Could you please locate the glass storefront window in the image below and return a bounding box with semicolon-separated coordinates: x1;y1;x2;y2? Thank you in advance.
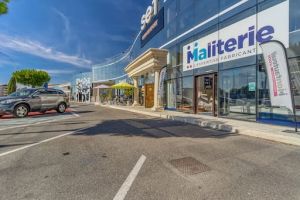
178;76;194;113
289;0;300;59
289;57;300;109
195;0;219;24
219;65;256;121
289;32;300;58
290;0;300;32
220;0;241;10
177;2;195;33
166;79;177;109
257;57;299;125
168;46;177;67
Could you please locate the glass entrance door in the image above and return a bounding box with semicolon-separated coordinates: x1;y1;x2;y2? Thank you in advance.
219;65;256;121
195;74;218;116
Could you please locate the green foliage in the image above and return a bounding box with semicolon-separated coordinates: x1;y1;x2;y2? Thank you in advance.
124;89;133;96
107;89;113;101
0;0;9;15
7;76;16;94
13;69;51;88
7;69;51;94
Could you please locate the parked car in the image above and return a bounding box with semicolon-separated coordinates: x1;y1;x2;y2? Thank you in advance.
0;88;70;118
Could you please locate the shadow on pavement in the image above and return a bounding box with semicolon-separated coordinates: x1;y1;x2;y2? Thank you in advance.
0;129;79;136
0;142;34;148
73;117;236;139
0;110;74;120
71;110;94;114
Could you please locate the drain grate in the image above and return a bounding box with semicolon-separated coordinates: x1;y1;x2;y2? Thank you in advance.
169;157;210;175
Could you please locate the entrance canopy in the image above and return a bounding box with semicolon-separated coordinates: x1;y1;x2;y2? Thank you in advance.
125;48;168;110
125;48;168;77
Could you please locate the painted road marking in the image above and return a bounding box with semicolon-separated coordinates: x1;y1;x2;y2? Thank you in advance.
70;109;80;117
0;126;87;157
113;155;147;200
0;112;79;132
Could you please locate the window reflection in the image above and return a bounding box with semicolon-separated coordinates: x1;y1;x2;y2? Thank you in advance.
219;66;256;120
290;0;300;32
257;57;300;125
179;76;194;113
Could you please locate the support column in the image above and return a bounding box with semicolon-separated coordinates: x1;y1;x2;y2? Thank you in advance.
132;76;140;106
97;88;100;103
152;69;160;111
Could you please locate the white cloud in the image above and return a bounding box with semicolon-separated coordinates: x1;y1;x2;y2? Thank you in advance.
53;8;71;43
38;69;75;75
0;59;18;67
0;34;92;68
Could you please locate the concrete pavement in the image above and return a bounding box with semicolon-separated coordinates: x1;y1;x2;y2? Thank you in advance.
0;104;300;200
0;109;78;132
100;104;300;147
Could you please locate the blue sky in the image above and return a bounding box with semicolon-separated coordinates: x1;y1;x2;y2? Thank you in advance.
0;0;149;84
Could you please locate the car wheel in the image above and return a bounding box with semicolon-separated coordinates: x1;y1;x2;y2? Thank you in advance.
14;104;29;118
57;103;66;113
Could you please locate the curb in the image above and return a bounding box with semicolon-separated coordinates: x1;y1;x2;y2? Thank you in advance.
100;104;237;133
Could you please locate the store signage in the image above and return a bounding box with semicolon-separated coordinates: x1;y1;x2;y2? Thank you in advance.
183;1;289;71
141;0;159;31
260;41;294;112
141;8;164;47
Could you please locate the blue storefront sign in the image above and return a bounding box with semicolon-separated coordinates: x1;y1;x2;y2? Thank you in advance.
141;8;164;47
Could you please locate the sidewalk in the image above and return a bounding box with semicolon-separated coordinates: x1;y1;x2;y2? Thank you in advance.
99;104;300;147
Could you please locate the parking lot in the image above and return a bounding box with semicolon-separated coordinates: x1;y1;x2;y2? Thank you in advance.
1;104;300;200
0;108;78;132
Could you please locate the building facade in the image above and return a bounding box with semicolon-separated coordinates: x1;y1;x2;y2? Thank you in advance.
125;0;300;126
74;0;300;126
71;72;92;102
0;84;8;97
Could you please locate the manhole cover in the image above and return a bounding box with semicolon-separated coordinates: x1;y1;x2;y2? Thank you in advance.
169;157;210;175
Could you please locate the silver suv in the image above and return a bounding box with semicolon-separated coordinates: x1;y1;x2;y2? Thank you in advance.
0;88;70;118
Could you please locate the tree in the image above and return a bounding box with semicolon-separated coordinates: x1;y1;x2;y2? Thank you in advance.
0;0;10;15
7;75;16;94
7;69;51;94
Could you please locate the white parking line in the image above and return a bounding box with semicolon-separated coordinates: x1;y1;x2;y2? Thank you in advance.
113;155;147;200
71;112;80;117
0;112;79;132
0;126;87;157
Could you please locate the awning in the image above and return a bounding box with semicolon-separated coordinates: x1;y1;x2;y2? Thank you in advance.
94;84;111;89
111;82;134;89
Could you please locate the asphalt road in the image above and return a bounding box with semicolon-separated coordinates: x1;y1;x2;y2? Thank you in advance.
0;104;300;200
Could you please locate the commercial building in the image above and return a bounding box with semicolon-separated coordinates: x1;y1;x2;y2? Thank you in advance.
0;84;8;97
73;0;300;126
92;51;132;102
71;72;92;102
